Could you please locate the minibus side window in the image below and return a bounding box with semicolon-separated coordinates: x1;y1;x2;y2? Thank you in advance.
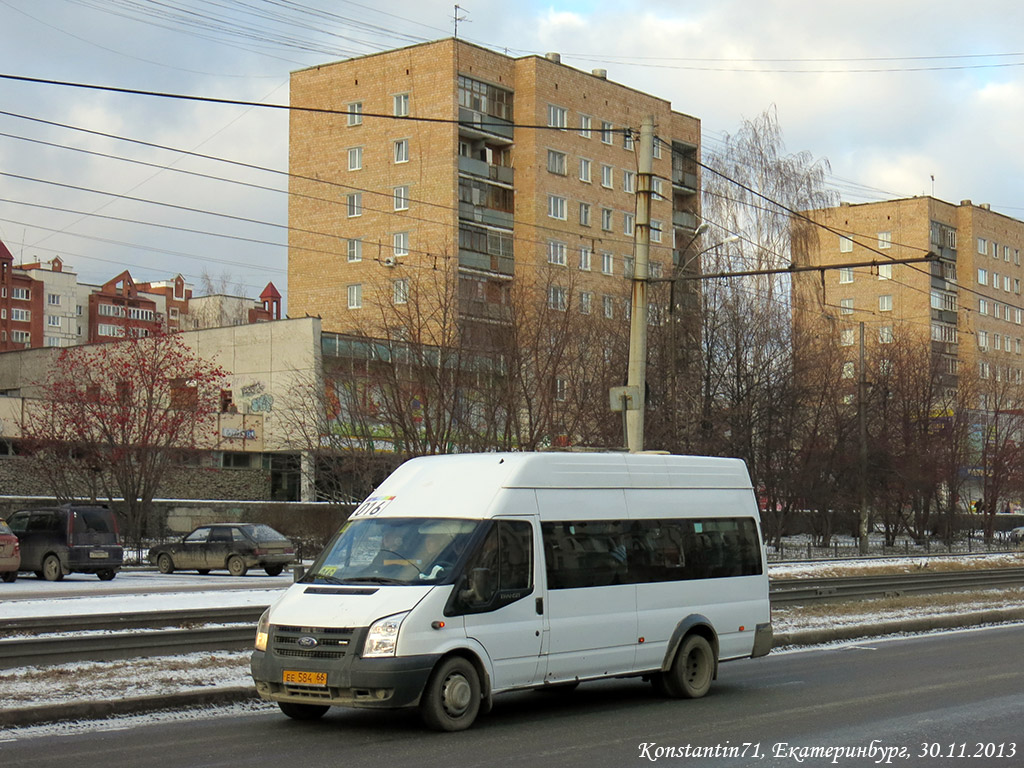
449;520;533;615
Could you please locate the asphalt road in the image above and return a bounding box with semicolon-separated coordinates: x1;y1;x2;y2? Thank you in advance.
2;624;1021;768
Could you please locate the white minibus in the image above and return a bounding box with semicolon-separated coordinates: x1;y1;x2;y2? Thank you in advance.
250;452;772;731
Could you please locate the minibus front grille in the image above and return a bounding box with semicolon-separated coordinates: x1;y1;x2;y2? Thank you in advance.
271;625;356;659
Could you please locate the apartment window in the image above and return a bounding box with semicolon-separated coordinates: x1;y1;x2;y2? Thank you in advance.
46;315;61;327
547;149;567;175
1016;279;1021;294
12;330;30;343
348;146;362;171
578;115;591;138
624;213;635;236
97;325;123;338
840;328;855;346
393;278;409;305
653;140;661;159
879;325;893;344
839;235;853;252
840;298;854;315
579;158;592;183
547;240;567;266
547;104;568;129
601;164;613;188
879;295;893;312
601;120;613;144
623;256;635;278
46;336;61;348
12;288;28;300
393;139;410;164
623;170;635;194
347;238;362;262
393;232;409;257
580;291;592;315
1017;339;1022;354
652;177;664;199
1017;308;1023;325
347;284;362;310
601;252;614;275
548;285;567;311
978;330;989;350
878;263;892;280
651;220;663;243
579;202;591;227
347;193;362;217
978;237;988;255
877;231;892;249
991;241;998;258
1005;276;1012;292
980;361;991;380
11;308;29;322
579;246;592;271
994;272;1001;290
842;361;855;379
347;101;363;126
994;302;1002;319
839;267;854;284
1005;245;1012;262
554;378;567;402
624;131;634;151
547;195;567;220
994;333;1002;351
650;261;663;278
603;295;614;318
393;185;409;211
601;208;613;231
393;93;409;117
978;268;988;286
47;293;60;305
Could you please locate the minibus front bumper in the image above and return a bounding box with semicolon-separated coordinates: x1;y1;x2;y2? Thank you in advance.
251;633;440;710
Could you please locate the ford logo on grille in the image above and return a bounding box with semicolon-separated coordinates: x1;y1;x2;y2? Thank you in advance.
297;635;319;649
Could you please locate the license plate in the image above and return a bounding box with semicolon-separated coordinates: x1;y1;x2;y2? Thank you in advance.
283;670;327;687
89;551;109;559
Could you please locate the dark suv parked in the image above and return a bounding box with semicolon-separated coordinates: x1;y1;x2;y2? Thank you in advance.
6;505;123;581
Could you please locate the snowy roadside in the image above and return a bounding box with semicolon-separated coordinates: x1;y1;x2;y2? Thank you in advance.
1;554;1022;713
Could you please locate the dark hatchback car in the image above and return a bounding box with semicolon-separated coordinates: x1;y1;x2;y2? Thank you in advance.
6;505;123;581
0;520;20;582
148;523;295;577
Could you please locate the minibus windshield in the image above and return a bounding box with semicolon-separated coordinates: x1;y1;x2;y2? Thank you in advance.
306;518;481;586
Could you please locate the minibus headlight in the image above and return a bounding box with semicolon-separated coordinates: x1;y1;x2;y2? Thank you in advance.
363;612;408;658
255;608;270;652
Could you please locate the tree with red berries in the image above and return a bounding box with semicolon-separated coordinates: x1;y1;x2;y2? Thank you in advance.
23;331;227;545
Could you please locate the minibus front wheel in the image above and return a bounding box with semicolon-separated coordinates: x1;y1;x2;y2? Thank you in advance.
420;656;481;732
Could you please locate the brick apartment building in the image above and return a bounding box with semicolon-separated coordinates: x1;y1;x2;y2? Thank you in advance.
287;38;702;346
0;241;281;351
793;196;1024;398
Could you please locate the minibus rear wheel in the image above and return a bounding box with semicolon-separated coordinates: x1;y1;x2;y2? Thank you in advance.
420;656;481;732
659;634;714;699
278;701;329;720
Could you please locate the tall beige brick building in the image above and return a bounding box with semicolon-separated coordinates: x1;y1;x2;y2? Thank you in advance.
793;196;1024;397
287;39;701;346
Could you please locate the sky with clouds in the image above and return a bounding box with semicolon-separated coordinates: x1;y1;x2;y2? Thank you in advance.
1;0;1022;309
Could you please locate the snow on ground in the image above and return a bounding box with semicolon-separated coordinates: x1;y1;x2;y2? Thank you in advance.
1;555;1023;724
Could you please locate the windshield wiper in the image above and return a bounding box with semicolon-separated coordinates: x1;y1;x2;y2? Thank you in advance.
341;576;408;585
309;574;346;585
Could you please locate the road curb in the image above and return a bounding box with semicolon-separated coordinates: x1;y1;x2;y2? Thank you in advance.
773;606;1024;647
4;609;1024;730
0;686;258;729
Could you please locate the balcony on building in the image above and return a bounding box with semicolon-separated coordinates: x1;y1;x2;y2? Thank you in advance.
458;75;514;144
671;141;699;194
458;222;514;277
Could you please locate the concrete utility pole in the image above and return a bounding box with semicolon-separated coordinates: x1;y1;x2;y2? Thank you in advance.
625;115;655;452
